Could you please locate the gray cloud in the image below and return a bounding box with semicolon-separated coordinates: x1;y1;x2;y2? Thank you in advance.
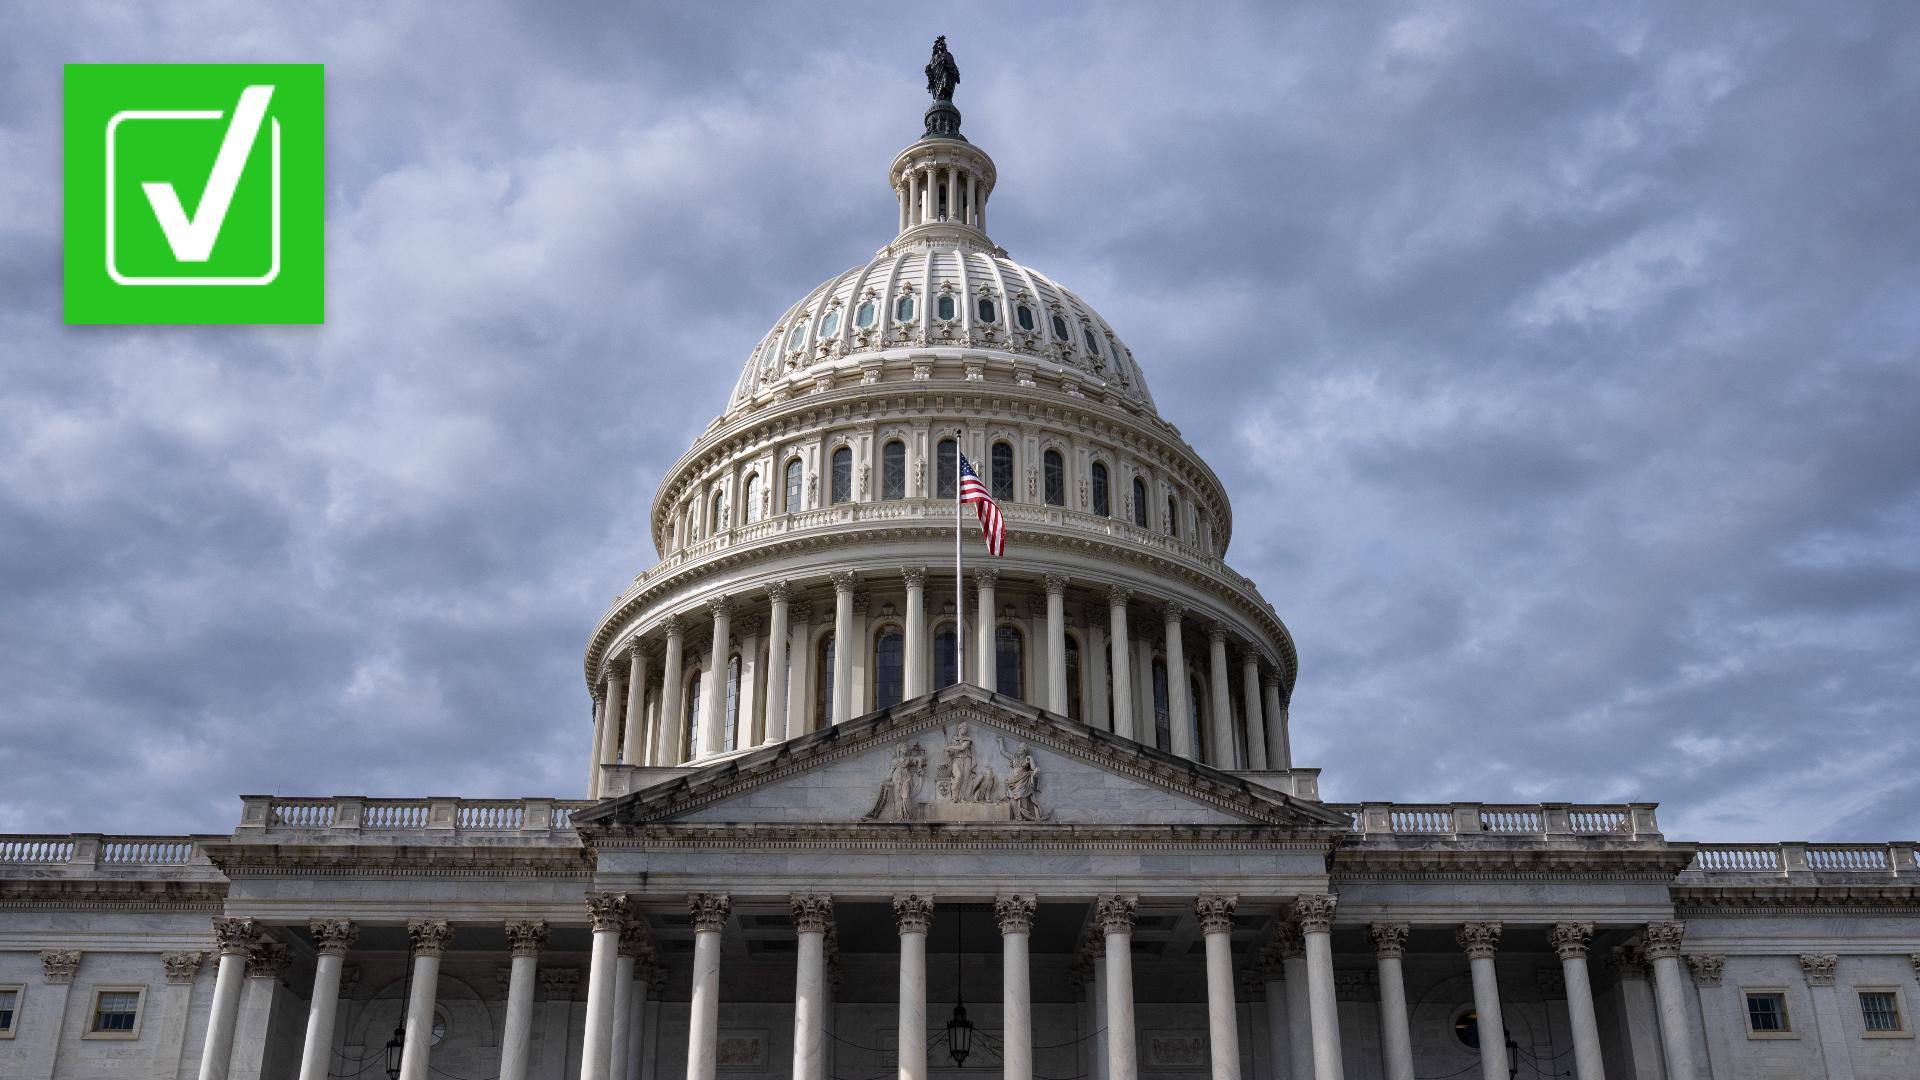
1;1;1915;842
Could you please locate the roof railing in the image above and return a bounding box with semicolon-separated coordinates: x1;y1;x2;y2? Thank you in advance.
237;796;592;837
1322;802;1662;840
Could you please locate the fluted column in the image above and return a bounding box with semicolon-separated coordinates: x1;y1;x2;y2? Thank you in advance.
1262;672;1289;769
1644;922;1697;1080
1195;896;1241;1080
296;920;356;1080
400;920;452;1080
1371;923;1413;1080
1239;654;1268;770
1105;587;1135;740
1273;924;1313;1080
198;918;257;1080
736;616;762;746
1296;896;1344;1080
587;689;607;797
609;922;652;1080
791;896;832;1080
763;583;792;744
1044;574;1069;714
1098;896;1139;1080
686;894;731;1080
602;668;627;770
622;649;649;763
1457;923;1507;1080
894;895;934;1080
1206;625;1235;767
997;896;1037;1080
1550;923;1605;1080
698;597;732;756
903;568;928;698
580;895;628;1080
624;962;652;1080
975;567;999;690
659;617;686;763
499;920;548;1080
1163;604;1193;758
831;571;856;722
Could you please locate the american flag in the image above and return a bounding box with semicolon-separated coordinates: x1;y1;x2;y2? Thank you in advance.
958;454;1005;556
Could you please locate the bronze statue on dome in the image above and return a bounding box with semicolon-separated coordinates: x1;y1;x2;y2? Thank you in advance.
926;36;960;102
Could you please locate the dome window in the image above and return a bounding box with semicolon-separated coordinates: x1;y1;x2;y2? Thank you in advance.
937;294;957;321
1016;304;1035;331
976;297;997;323
855;300;877;329
1051;314;1070;341
1043;449;1065;507
819;311;839;338
786;323;807;352
1083;328;1101;356
895;295;916;322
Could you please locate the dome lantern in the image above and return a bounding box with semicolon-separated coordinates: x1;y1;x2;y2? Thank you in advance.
891;37;996;242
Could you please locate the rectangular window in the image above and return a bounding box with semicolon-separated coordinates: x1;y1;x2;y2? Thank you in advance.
90;989;141;1036
1746;992;1790;1034
1860;990;1904;1033
0;986;19;1037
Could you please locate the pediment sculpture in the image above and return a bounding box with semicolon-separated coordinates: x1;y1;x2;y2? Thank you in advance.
862;722;1048;823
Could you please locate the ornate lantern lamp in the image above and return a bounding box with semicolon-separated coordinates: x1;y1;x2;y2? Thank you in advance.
946;907;974;1066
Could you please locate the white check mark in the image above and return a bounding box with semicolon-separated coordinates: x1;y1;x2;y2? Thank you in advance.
142;84;274;263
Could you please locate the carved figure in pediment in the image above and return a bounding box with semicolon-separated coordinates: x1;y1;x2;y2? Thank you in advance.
939;722;997;802
1000;737;1047;821
863;742;927;821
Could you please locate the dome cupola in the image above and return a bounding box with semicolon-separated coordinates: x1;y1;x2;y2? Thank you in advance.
890;35;997;245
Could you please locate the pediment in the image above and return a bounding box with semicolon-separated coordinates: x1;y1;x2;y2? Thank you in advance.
575;684;1350;832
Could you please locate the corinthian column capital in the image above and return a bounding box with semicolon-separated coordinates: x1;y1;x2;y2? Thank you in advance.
40;950;80;984
1193;894;1237;934
791;894;835;934
1642;921;1685;959
212;916;260;956
893;894;934;934
1096;894;1138;935
505;919;549;958
1292;893;1337;933
831;569;858;593
1043;572;1069;596
1456;921;1502;960
1550;922;1594;960
1798;953;1838;986
162;951;205;984
901;566;928;588
1369;922;1409;958
706;595;732;619
309;918;358;956
584;892;630;933
1687;954;1725;987
688;892;732;932
1104;584;1133;607
974;566;1000;589
407;919;454;957
995;895;1037;934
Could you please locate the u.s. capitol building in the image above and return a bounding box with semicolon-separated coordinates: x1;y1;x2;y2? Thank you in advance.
3;41;1915;1080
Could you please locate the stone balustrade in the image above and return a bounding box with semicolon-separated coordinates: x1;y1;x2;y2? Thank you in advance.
1683;840;1917;878
0;833;211;868
1324;802;1664;840
236;795;592;838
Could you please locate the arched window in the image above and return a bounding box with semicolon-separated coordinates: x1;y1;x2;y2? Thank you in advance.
1016;304;1036;331
1051;313;1071;341
1132;478;1149;528
882;440;906;500
785;458;803;512
741;474;759;524
1044;449;1065;507
1151;658;1171;752
996;625;1024;700
937;294;957;321
724;655;741;752
1083;328;1101;356
815;633;835;728
1091;462;1110;517
786;322;807;352
991;441;1015;502
933;623;959;688
684;669;702;762
976;296;997;323
895;295;916;322
819;310;839;338
1065;635;1083;721
830;447;852;504
875;627;904;709
1166;494;1179;537
855;300;877;329
710;489;727;533
936;438;957;498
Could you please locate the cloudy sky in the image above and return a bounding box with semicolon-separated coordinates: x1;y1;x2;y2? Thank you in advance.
2;2;1916;842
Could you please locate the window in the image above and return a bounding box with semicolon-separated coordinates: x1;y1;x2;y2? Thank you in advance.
882;440;906;500
1453;1008;1481;1048
819;310;839;338
1166;495;1180;537
741;474;759;524
855;300;877;328
895;295;916;322
787;322;807;352
937;294;957;321
996;625;1024;699
933;623;959;688
1051;313;1070;341
1016;304;1035;331
785;458;804;512
936;439;957;498
710;489;727;532
1065;636;1082;721
1132;477;1148;527
1151;658;1171;751
977;296;997;323
1091;462;1110;517
815;634;835;727
831;447;852;504
991;441;1015;502
90;988;141;1037
1043;449;1065;507
684;670;701;761
1746;992;1791;1034
723;655;741;752
875;627;904;709
1861;990;1905;1033
1083;327;1101;355
0;986;18;1037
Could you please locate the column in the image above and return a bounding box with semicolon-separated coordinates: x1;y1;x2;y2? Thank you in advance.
903;567;928;698
1274;925;1313;1080
537;969;582;1080
1088;939;1111;1080
1256;948;1291;1080
894;895;934;1080
791;896;833;1080
1045;574;1070;714
763;582;792;744
1297;896;1345;1080
35;951;80;1079
1262;673;1290;769
1098;896;1139;1080
1686;955;1733;1080
686;894;731;1080
1207;625;1235;768
198;917;258;1080
499;920;548;1080
737;617;762;746
1195;896;1241;1080
587;689;607;797
235;941;288;1080
787;602;813;737
997;896;1037;1080
160;952;207;1080
610;922;652;1080
603;667;627;769
400;920;452;1080
1550;923;1605;1080
975;567;999;690
1644;923;1698;1080
831;571;856;722
623;648;649;763
1239;654;1268;770
580;894;629;1080
624;962;652;1080
849;594;870;715
659;617;686;763
1370;923;1414;1080
1163;604;1193;758
296;920;357;1080
698;597;731;756
1457;922;1507;1080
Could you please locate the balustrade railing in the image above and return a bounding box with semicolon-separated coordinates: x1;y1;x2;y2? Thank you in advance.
0;834;204;869
1686;841;1913;877
239;796;591;838
1325;802;1663;840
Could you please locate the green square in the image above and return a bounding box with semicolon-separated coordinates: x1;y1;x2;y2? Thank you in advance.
64;63;323;325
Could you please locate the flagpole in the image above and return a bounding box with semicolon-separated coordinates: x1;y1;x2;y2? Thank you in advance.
954;427;965;687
